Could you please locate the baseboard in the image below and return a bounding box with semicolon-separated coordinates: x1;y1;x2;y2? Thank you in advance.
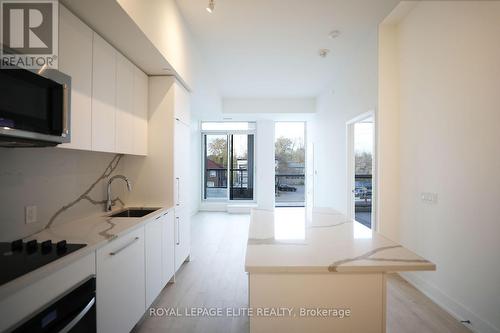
400;272;499;333
226;204;257;214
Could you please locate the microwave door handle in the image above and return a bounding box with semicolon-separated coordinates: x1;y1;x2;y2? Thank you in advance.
62;83;69;136
58;296;95;333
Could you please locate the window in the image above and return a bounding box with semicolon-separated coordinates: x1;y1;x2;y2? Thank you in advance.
202;122;256;201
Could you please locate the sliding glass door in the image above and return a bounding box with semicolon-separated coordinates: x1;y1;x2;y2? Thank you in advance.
229;134;254;200
204;134;228;200
202;122;256;202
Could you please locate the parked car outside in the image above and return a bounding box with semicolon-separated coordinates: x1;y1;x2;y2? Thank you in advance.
278;184;297;192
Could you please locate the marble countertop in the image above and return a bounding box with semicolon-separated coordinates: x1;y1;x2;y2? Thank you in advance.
0;206;172;299
245;207;436;274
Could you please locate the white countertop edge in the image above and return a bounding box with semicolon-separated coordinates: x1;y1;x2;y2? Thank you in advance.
245;263;436;274
0;206;175;299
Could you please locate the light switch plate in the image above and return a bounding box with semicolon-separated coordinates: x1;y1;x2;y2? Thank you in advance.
25;205;37;224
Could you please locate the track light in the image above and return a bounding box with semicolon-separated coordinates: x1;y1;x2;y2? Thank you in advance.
206;0;215;13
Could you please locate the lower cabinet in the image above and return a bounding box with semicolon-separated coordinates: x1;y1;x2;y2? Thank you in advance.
174;208;191;272
145;211;175;307
96;210;177;332
161;211;175;286
145;215;163;308
96;227;145;333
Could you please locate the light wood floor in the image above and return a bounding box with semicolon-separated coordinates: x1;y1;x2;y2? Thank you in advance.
133;212;471;333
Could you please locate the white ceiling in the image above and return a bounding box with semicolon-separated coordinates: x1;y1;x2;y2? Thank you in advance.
176;0;400;98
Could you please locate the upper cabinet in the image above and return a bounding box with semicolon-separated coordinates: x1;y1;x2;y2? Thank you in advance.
174;82;191;124
58;6;92;151
115;54;135;155
58;5;148;156
133;66;148;156
92;33;117;153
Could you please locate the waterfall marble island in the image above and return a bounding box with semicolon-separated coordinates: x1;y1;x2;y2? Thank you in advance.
245;208;435;333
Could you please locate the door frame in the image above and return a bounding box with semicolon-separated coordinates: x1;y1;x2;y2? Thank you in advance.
346;110;377;229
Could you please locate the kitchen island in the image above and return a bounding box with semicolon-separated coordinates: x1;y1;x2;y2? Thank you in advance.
245;207;435;333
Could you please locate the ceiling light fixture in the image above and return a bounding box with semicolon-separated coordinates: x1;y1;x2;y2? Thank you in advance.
206;0;215;13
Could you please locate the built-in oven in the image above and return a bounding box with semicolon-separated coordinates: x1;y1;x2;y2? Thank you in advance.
0;67;71;147
9;276;96;333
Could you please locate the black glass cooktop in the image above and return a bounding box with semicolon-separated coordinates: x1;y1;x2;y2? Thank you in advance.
0;240;86;286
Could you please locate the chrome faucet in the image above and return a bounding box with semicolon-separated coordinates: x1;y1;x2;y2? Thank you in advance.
106;175;132;211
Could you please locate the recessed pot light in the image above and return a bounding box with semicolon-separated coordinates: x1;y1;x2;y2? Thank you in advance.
318;49;330;58
329;30;341;39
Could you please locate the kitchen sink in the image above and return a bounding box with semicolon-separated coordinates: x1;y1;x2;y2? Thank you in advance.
109;208;160;218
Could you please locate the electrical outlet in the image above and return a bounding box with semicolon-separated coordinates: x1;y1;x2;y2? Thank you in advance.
25;205;37;224
421;192;438;204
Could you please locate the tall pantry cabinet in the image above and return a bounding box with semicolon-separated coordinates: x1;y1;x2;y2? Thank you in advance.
125;76;191;272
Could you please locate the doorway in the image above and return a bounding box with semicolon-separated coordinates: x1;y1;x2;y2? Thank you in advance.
347;112;375;229
274;122;306;207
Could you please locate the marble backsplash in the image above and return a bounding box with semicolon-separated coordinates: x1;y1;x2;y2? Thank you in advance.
0;148;127;241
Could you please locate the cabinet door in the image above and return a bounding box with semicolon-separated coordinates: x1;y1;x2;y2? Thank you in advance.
133;66;148;156
145;216;163;308
115;53;135;154
174;119;190;210
58;5;92;150
96;227;145;333
161;211;175;286
174;82;191;124
92;33;116;153
174;208;190;272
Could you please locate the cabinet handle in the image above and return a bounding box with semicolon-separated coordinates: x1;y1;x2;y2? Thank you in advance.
176;217;180;245
176;177;180;206
110;237;139;256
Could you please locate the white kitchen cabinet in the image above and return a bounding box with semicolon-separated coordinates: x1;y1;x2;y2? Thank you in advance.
162;211;175;285
115;53;135;154
145;215;163;308
58;7;148;155
174;117;191;271
91;33;116;153
96;227;145;333
174;80;191;124
133;66;148;156
174;118;191;209
58;5;92;151
174;207;190;271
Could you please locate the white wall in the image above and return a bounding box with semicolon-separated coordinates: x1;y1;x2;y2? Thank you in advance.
255;120;275;210
223;98;316;114
377;23;400;241
380;2;500;332
116;0;198;88
311;32;379;214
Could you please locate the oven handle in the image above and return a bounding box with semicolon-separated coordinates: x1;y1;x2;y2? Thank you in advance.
58;296;95;333
62;83;69;136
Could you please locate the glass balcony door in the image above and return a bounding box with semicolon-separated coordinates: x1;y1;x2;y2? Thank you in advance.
204;134;228;200
203;130;255;202
229;134;254;200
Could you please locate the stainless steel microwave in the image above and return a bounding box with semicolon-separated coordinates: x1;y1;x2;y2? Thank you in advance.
0;67;71;147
